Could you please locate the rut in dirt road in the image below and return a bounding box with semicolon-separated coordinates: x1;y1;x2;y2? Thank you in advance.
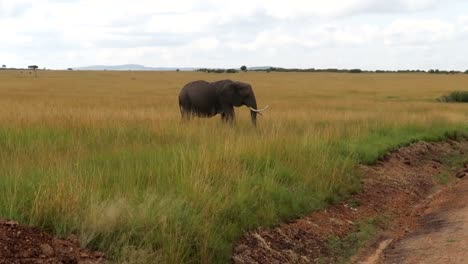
377;176;468;264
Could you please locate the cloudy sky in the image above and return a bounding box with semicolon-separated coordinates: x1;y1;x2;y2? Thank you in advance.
1;0;467;70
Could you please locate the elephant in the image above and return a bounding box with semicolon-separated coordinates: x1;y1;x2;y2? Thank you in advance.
178;79;268;126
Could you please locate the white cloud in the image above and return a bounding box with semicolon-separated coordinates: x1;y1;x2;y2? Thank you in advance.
147;12;214;34
0;0;467;69
0;0;32;18
191;37;219;50
263;0;439;18
383;19;455;46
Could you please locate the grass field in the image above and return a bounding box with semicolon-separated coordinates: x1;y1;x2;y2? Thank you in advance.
0;70;467;263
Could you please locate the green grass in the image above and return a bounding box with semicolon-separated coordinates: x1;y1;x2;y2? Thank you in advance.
326;216;389;264
336;122;467;165
1;123;466;263
439;91;468;103
434;172;451;185
442;153;468;172
0;124;359;262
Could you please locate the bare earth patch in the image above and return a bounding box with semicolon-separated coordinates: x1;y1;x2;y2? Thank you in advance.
375;167;468;264
0;219;106;264
233;139;468;264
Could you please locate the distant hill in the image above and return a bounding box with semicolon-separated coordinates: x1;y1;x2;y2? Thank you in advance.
74;64;196;71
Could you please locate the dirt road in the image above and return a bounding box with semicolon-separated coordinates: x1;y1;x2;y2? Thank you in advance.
234;139;468;264
376;177;468;264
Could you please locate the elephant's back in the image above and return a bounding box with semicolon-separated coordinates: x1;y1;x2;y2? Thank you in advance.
180;80;215;97
179;80;219;112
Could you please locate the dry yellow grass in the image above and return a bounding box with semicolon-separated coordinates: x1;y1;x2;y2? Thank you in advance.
0;70;467;263
0;71;466;128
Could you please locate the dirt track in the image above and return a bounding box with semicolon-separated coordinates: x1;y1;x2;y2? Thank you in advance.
233;139;468;264
372;173;468;264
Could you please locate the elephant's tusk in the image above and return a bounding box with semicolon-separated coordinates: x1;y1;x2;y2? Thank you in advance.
249;105;269;113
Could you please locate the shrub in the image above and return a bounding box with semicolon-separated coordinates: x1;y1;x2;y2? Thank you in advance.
439;91;468;102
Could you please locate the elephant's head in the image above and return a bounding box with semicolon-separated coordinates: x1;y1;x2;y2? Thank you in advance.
217;80;268;126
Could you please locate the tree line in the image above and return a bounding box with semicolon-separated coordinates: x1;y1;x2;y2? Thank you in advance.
195;66;468;74
0;65;40;70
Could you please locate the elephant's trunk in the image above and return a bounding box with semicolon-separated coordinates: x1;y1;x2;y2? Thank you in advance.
245;96;258;126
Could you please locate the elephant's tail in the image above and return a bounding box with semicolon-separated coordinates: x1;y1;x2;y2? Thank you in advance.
179;104;185;114
179;95;190;121
178;96;185;113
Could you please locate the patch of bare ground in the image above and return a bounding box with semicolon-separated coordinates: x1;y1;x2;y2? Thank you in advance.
232;139;468;264
0;219;107;264
372;165;468;264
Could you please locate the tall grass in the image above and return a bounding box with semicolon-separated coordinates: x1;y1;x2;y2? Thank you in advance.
0;71;467;263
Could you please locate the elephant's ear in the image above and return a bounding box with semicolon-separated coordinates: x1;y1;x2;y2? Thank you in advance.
218;82;242;106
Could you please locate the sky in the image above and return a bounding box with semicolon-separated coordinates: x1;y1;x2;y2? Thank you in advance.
1;0;467;70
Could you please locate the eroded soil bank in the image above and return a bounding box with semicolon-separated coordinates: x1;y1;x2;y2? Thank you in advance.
0;218;107;264
233;139;468;264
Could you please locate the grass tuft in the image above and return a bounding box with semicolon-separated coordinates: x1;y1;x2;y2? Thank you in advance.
326;216;389;264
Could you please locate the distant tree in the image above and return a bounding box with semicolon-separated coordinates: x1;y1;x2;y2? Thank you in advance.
2;65;5;68
226;69;238;73
240;65;247;71
176;68;180;72
67;68;73;71
349;69;362;73
465;70;468;74
28;65;38;78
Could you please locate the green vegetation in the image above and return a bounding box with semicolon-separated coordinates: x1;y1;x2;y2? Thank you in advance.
439;91;468;103
442;153;468;172
0;70;467;263
326;216;389;264
196;68;239;73
434;172;451;185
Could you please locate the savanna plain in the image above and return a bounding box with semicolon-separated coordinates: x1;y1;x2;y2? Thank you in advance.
0;70;467;263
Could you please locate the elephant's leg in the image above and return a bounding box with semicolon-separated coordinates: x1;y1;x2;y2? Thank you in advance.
223;110;235;125
220;104;235;125
228;111;235;124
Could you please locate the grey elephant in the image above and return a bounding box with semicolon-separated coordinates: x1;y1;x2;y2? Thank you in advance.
178;79;268;126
